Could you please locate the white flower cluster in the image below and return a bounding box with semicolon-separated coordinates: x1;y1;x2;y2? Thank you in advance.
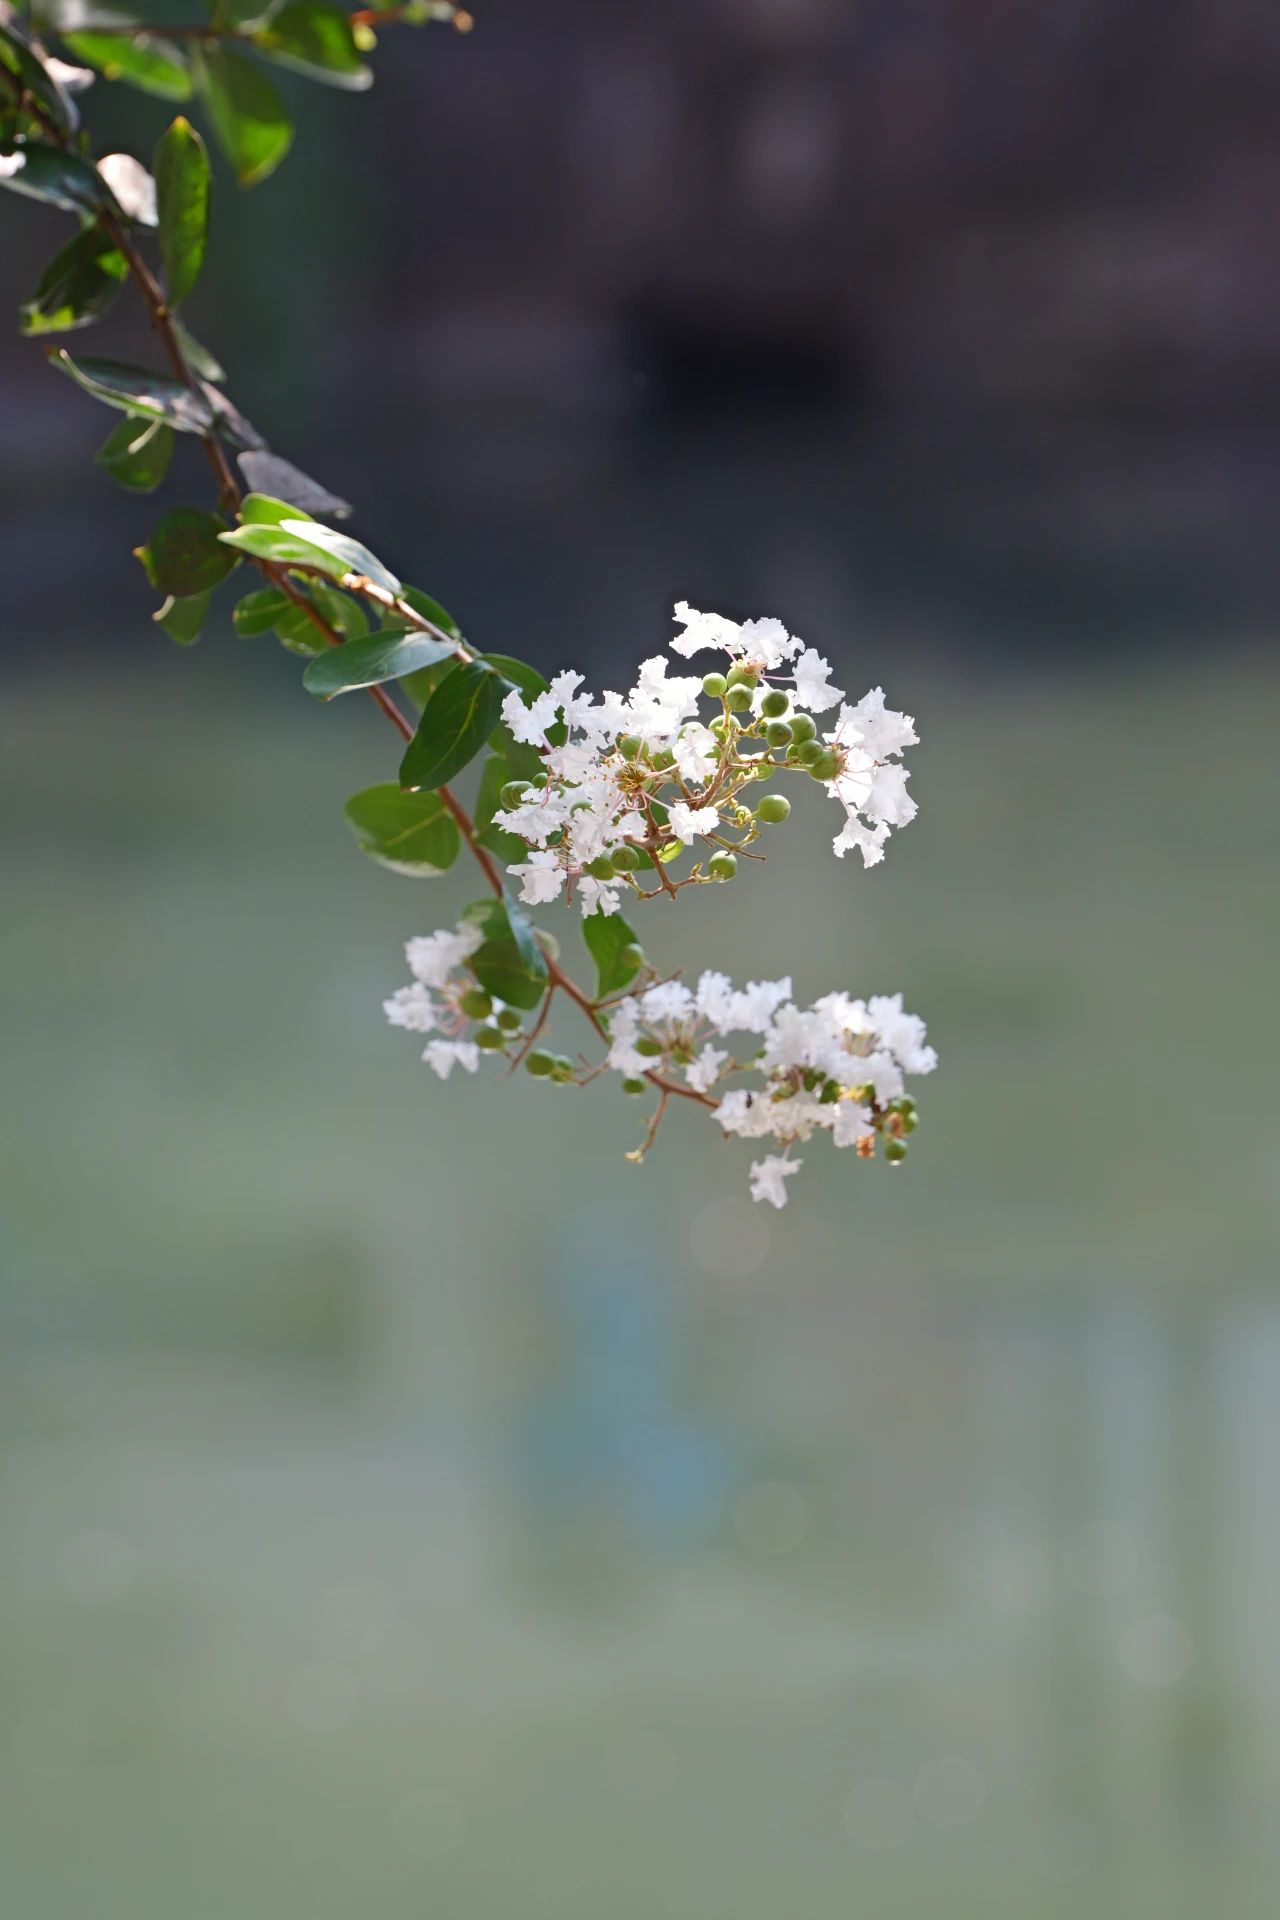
383;918;507;1080
604;971;937;1207
494;603;919;916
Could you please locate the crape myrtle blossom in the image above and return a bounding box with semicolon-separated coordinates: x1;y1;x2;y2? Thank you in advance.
491;604;920;920
383;919;519;1081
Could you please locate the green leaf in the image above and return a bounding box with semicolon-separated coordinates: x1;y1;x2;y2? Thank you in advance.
305;580;368;638
398;585;462;642
502;888;549;988
277;518;400;595
94;414;174;492
0;142;111;216
473;752;507;832
62;29;192;101
170;316;224;382
232;585;290;634
251;0;371;90
236;450;351;519
582;911;642;998
135;507;239;596
195;44;293;187
239;491;313;526
154;115;209;304
303;628;457;699
482;653;548;700
0;19;78;132
156;588;211;645
343;784;460;878
470;939;546;1011
19;225;127;335
399;660;509;793
51;350;218;433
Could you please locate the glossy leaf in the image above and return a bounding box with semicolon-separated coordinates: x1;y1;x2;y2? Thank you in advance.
0;18;78;131
306;579;369;639
239;491;313;526
232;585;290;634
154;115;209;303
218;515;396;591
470;939;546;1012
399;660;509;793
277;518;400;595
196;44;293;187
251;1;372;91
399;584;462;642
62;29;192;101
136;507;239;596
483;653;548;700
19;224;126;334
94;414;174;492
0;141;111;216
52;350;217;433
343;784;461;878
303;628;457;699
155;588;211;646
582;910;642;998
236;450;351;519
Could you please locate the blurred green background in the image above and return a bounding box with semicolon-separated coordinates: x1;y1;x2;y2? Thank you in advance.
4;3;1280;1916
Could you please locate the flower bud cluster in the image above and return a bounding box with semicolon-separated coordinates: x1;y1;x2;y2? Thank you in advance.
382;918;557;1076
494;603;919;916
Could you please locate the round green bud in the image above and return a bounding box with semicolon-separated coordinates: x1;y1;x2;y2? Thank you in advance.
788;712;817;745
496;1007;523;1033
796;739;825;767
610;844;640;872
765;720;793;749
616;734;641;761
459;988;493;1019
475;1025;506;1051
585;854;616;880
807;748;839;782
525;1049;556;1077
708;851;738;880
634;1035;664;1058
621;1077;648;1096
526;771;549;790
650;746;677;771
755;793;791;824
620;942;646;971
702;672;728;699
884;1138;908;1164
900;1112;918;1134
725;685;754;713
759;688;789;719
709;717;731;739
499;780;528;809
726;662;759;688
551;1054;576;1081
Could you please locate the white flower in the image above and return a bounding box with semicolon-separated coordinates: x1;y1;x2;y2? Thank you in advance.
737;615;801;671
831;1101;875;1148
422;1039;480;1079
832;813;889;865
791;647;843;712
641;980;696;1024
670;601;744;657
695;969;738;1029
851;686;917;760
405;920;484;988
578;875;622;917
668;801;720;845
501;684;558;745
727;976;793;1033
510;849;564;905
686;1043;727;1094
673;723;718;788
749;1155;802;1208
865;763;917;828
383;983;438;1033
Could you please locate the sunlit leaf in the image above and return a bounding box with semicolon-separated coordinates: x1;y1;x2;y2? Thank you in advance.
195;43;293;187
19;224;126;334
154;115;208;302
51;349;217;432
61;27;192;101
252;1;372;91
303;628;457;699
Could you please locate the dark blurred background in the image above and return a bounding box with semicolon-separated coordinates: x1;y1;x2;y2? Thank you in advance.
2;5;1279;1917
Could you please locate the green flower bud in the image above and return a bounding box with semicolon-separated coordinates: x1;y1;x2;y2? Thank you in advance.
884;1138;908;1164
760;688;789;719
526;771;549;790
755;793;791;824
551;1054;576;1081
634;1035;664;1058
725;685;754;713
650;746;677;771
818;1080;840;1105
701;672;728;698
499;780;528;809
807;748;839;781
619;734;643;760
620;942;646;971
525;1049;556;1077
765;720;793;749
497;1007;523;1033
585;854;616;880
475;1025;506;1051
610;844;640;872
796;739;825;767
708;851;737;880
459;987;493;1019
788;712;817;745
726;662;759;688
900;1112;918;1134
621;1076;648;1095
